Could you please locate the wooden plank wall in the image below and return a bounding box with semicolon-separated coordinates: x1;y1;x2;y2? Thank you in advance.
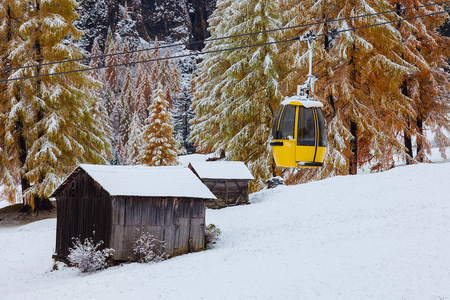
203;179;249;209
55;172;111;261
110;197;206;260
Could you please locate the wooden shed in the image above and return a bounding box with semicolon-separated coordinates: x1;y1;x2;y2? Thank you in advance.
188;161;254;209
50;164;216;262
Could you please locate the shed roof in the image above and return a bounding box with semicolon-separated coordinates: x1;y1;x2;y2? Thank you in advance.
189;161;254;180
50;164;216;199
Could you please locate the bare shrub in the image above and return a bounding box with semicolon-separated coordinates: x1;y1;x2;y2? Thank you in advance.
133;232;168;263
205;224;221;249
68;237;114;272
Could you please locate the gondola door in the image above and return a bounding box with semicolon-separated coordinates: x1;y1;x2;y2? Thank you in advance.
296;106;327;167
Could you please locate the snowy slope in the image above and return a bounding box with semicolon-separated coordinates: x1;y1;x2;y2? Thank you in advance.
1;162;450;299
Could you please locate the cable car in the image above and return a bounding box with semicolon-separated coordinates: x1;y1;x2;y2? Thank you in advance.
270;31;328;168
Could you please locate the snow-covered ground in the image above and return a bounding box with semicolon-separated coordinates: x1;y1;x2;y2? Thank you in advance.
1;160;450;299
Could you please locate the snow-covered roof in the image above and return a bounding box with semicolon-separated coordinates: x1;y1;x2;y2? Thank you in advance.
51;164;216;199
281;95;324;108
189;161;254;180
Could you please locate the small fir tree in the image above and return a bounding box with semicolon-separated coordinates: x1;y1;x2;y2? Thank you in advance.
89;36;104;81
104;33;121;94
126;113;144;165
141;83;179;166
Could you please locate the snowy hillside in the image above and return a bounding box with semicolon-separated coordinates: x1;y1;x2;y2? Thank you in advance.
1;161;450;299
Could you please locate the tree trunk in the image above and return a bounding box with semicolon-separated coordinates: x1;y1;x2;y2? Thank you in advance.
401;81;413;164
349;120;358;175
404;126;413;165
416;116;424;162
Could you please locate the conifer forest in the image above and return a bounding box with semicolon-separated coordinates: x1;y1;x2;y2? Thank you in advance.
0;0;449;209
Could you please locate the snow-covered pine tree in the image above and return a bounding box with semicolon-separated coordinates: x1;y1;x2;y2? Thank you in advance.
89;36;104;81
134;69;152;124
121;67;134;112
2;0;110;209
102;85;115;117
190;0;283;190
104;31;121;95
150;38;161;86
159;49;181;107
110;90;123;164
141;83;179;166
190;0;239;157
388;0;450;164
0;0;24;203
126;112;144;165
120;42;132;82
174;85;194;154
120;101;131;151
280;0;414;178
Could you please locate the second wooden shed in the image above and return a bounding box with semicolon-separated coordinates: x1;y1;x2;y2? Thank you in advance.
188;161;254;209
51;164;216;262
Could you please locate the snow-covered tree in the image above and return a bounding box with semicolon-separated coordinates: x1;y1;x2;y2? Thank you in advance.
388;0;450;164
134;71;152;124
0;0;24;203
126;113;144;165
120;101;131;148
141;83;179;166
280;0;414;179
174;85;194;154
89;36;104;81
1;0;110;209
190;0;283;190
104;30;121;94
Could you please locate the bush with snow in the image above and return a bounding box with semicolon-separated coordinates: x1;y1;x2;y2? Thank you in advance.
205;224;221;249
133;232;168;263
68;237;114;273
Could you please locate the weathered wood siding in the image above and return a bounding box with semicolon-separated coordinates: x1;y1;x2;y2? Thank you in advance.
110;197;205;260
55;171;111;261
202;179;249;209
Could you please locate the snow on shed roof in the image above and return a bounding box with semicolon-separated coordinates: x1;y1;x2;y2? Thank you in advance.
189;161;254;180
51;164;216;199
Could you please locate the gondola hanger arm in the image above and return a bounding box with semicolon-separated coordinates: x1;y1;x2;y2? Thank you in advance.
297;31;317;98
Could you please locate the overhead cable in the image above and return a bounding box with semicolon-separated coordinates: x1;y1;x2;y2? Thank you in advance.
0;8;448;83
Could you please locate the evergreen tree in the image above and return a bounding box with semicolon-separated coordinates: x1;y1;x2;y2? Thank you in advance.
190;0;283;190
89;36;104;81
141;83;179;166
134;71;152;124
121;67;134;112
120;101;131;147
126;112;144;165
388;0;450;164
174;85;194;154
280;0;413;179
104;32;121;94
1;0;110;209
150;38;161;86
0;0;24;203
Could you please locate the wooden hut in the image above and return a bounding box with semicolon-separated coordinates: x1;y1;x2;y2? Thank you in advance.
50;164;216;262
188;161;254;209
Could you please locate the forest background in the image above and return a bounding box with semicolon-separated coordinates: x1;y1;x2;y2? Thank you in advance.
0;0;449;210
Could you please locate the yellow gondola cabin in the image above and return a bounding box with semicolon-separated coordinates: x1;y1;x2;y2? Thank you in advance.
270;30;327;168
270;96;327;168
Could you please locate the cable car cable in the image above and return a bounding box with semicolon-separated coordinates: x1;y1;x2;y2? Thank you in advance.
1;0;448;76
0;9;448;83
